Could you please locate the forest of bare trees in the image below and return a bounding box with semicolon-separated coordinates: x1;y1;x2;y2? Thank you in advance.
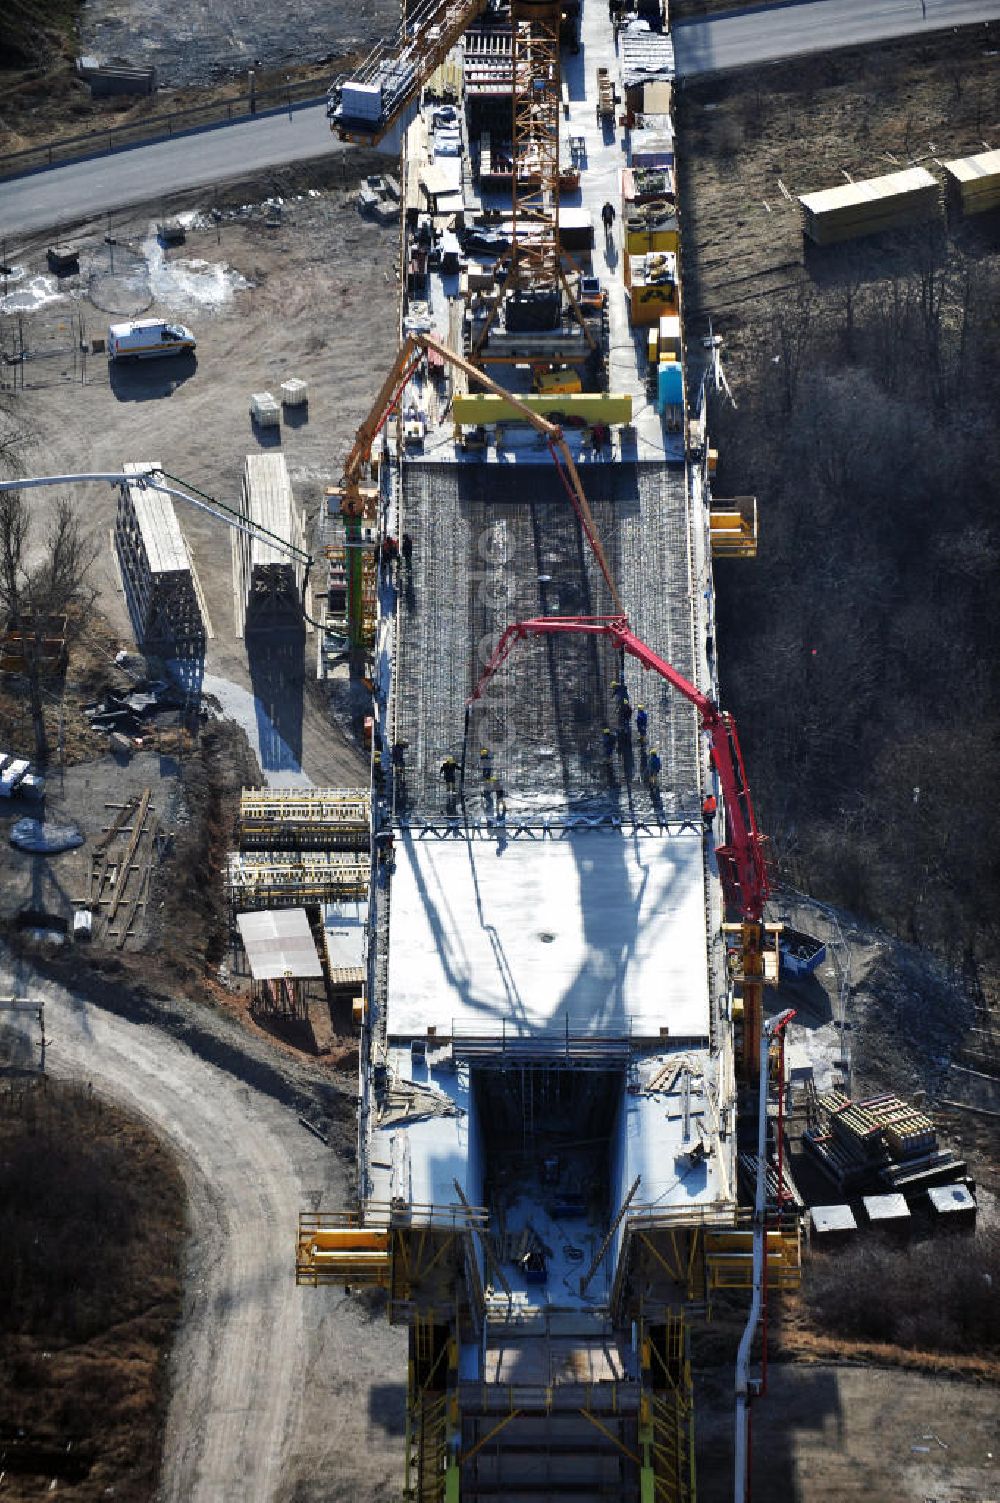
709;224;1000;962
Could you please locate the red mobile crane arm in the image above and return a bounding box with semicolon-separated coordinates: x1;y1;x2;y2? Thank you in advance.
468;614;769;921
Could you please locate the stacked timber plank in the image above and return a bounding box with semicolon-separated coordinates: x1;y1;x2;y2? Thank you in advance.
799;167;941;245
803;1090;965;1195
228;784;371;910
942;149;1000;216
232;453;307;635
115;462;206;650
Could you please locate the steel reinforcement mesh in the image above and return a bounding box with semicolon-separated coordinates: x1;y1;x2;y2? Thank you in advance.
392;461;701;818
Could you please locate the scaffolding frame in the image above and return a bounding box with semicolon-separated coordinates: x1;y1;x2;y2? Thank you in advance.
227;850;370;910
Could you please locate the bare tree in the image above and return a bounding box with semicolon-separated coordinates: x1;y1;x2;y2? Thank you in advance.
0;490;99;764
0;397;28;474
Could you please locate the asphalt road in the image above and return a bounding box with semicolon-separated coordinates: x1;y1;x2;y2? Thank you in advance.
672;0;1000;77
2;0;999;239
0;103;348;241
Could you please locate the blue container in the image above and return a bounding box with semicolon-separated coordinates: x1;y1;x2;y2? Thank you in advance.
780;929;827;977
657;360;683;413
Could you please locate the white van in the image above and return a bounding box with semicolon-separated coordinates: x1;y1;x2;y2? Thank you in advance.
107;318;196;360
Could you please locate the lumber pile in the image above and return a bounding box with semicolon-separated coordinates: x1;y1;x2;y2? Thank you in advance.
799;167;941;245
942;149;1000;217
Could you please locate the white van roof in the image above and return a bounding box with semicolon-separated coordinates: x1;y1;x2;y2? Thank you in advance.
109;318;173;337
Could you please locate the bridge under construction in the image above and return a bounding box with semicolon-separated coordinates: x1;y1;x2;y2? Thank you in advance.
296;0;802;1498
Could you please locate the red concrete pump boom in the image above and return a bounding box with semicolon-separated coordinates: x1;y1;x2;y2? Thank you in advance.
468;614;769;921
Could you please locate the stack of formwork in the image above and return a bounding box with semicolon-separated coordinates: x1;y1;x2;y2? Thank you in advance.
227;849;370;909
228;785;371;1006
0;613;68;676
115;462;206;651
799;167;941;245
942;149;1000;217
803;1091;965;1196
229;784;371;908
464;24;513;136
238;787;371;851
232;453;307;635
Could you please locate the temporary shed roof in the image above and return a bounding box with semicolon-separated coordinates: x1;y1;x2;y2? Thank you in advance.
619;28;675;89
322;899;367;971
237;907;322;980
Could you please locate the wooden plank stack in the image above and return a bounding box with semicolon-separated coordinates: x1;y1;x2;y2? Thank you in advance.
942;149;1000;217
799;167;942;245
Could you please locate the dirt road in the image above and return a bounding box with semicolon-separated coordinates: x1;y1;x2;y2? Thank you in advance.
0;941;405;1502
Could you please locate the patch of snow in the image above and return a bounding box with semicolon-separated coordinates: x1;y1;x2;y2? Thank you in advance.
0;274;66;315
195;670;312;788
140;224;249;311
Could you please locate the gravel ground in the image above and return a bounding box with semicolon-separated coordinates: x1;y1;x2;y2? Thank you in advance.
0;165;409;1499
696;1362;999;1502
2;162;397;785
0;938;406;1503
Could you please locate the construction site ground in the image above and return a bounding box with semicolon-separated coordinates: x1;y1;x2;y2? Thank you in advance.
0;1078;186;1503
674;21;1000;1498
0;936;406;1503
2;158;396;788
0;20;998;1503
675;25;1000;325
0;156;408;1501
695;1361;1000;1502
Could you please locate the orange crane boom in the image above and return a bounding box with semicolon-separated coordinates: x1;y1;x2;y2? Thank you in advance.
339;331;622;613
